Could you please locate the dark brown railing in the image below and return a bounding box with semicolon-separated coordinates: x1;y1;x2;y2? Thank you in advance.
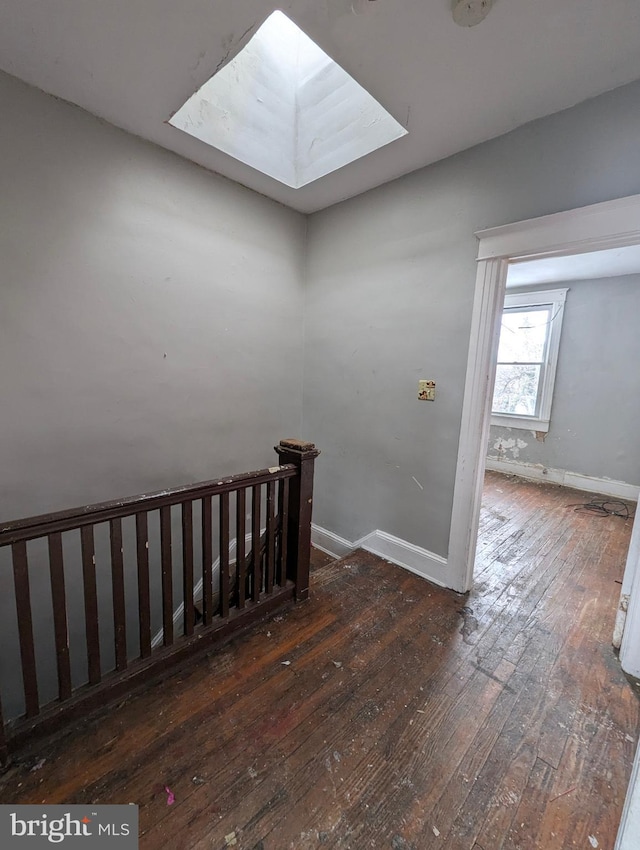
0;439;319;763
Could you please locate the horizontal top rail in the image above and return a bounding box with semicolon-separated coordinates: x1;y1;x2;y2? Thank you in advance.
0;464;297;546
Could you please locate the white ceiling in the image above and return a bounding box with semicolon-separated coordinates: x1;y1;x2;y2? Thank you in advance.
507;244;640;287
1;0;640;213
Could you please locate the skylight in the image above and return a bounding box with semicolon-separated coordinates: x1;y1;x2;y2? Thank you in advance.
169;11;407;189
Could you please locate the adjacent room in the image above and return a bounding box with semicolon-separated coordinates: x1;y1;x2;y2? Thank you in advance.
480;250;640;613
2;1;640;847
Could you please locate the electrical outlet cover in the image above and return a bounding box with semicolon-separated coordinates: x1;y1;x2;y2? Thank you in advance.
418;380;436;401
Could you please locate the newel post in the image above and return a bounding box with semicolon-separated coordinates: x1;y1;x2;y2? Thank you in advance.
275;439;320;601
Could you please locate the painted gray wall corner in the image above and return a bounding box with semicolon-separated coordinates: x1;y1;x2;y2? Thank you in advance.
0;70;307;521
303;77;640;560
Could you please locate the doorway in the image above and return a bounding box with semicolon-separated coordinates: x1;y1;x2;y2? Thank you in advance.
447;193;640;647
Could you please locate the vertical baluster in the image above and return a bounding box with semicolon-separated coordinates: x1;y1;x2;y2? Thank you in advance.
266;480;276;595
48;533;73;700
236;488;246;609
182;501;194;636
201;496;213;626
109;519;127;672
219;493;230;619
278;478;290;587
252;485;262;602
160;506;173;646
80;525;101;684
11;541;39;717
135;513;151;659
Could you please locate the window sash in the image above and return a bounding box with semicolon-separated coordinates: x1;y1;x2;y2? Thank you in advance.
490;288;567;431
493;364;544;417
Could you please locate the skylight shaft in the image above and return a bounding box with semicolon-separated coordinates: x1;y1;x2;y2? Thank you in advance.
169;11;407;188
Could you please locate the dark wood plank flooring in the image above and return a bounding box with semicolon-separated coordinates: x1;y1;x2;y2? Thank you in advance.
1;471;638;850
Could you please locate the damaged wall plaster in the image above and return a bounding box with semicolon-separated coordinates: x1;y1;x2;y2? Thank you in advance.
492;436;528;459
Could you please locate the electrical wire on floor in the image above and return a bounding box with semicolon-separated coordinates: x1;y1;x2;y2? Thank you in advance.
567;498;634;519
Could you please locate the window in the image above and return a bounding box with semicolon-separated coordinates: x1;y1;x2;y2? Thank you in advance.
491;288;567;432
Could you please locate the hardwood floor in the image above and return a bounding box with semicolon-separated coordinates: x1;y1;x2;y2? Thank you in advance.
1;472;638;849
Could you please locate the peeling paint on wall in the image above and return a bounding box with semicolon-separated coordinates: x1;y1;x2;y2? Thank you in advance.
613;593;630;649
493;436;528;459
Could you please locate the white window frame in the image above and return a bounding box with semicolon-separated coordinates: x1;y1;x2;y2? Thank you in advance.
490;287;567;432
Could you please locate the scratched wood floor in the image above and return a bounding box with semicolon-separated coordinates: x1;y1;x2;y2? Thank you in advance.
1;471;639;850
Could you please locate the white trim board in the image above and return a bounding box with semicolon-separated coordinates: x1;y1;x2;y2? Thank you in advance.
475;194;640;263
311;524;355;559
312;524;449;588
615;737;640;850
485;458;640;502
360;530;449;588
620;568;640;850
621;511;640;673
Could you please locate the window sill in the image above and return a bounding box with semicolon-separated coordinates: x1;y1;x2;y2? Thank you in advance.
490;414;549;433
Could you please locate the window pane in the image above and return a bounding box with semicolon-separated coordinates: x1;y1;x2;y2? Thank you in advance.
497;308;550;363
492;364;541;415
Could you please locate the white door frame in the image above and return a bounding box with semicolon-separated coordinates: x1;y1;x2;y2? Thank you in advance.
620;509;640;677
447;192;640;595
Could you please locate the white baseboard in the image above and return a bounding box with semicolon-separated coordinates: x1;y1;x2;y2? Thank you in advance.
311;524;354;559
312;524;450;588
486;457;639;502
358;529;449;588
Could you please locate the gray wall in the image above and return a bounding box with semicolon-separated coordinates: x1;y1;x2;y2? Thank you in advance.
0;71;306;717
303;78;640;557
488;275;640;485
0;71;306;521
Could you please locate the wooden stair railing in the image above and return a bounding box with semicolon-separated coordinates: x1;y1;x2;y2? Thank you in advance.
192;527;270;621
0;439;319;764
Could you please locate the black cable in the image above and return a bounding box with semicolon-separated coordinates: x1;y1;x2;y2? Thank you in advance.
567;498;634;519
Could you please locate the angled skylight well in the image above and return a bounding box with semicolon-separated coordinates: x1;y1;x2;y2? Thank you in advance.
169;10;407;188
